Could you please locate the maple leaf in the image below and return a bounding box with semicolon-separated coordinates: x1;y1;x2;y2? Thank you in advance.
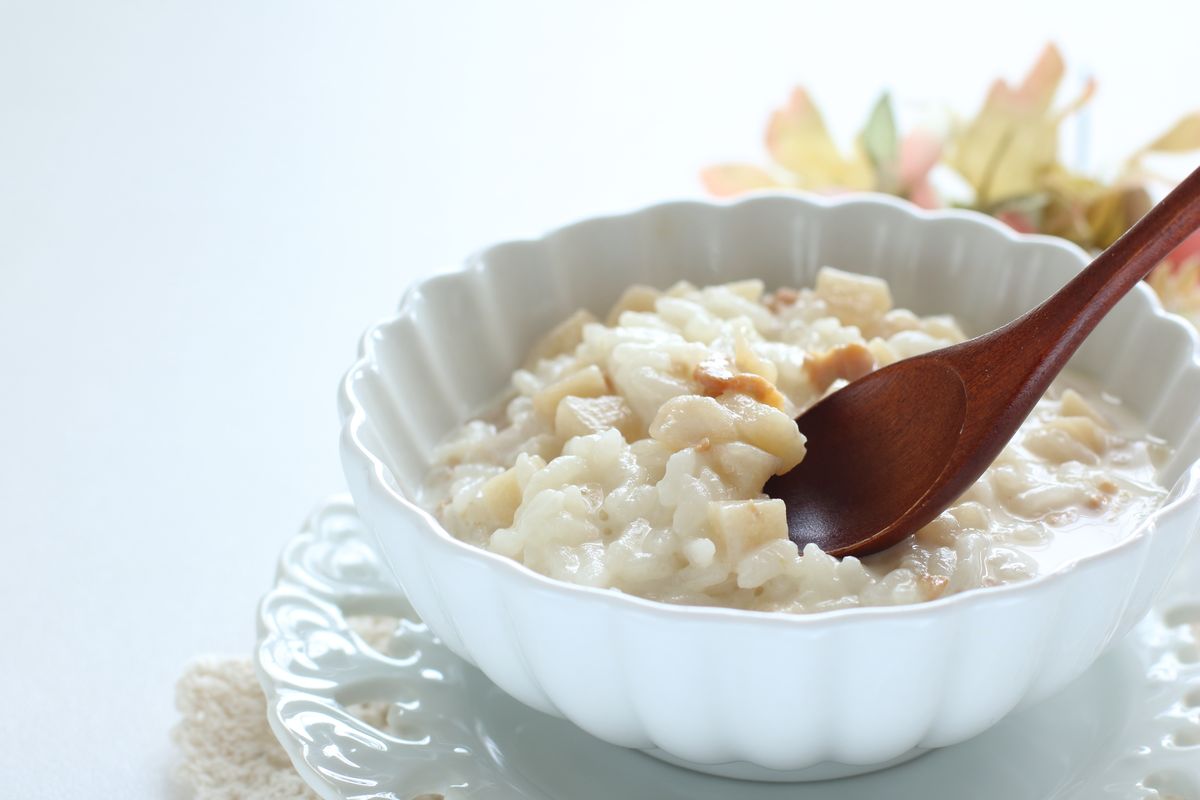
947;43;1094;207
766;88;874;191
1141;113;1200;154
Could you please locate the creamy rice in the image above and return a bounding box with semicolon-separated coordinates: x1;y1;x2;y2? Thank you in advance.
422;268;1168;613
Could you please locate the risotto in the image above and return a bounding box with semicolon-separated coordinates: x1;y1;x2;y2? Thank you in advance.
422;268;1168;613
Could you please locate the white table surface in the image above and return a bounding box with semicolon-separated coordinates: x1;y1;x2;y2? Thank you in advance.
2;1;1197;794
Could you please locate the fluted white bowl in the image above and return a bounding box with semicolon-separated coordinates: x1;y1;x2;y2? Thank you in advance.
339;194;1200;781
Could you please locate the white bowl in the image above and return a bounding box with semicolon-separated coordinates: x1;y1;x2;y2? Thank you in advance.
338;194;1200;781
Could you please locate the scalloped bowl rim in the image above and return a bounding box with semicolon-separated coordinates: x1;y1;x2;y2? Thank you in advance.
339;191;1200;630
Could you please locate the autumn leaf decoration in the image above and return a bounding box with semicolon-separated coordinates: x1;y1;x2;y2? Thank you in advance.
703;89;941;208
702;44;1200;329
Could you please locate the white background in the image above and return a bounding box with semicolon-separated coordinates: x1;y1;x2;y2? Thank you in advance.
1;0;1198;794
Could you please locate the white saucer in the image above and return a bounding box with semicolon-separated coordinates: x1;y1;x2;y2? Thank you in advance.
256;496;1200;800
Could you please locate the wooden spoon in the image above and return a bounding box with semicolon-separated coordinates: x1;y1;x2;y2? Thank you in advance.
766;164;1200;558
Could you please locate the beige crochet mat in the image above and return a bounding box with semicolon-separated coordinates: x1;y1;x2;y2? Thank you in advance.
173;657;323;800
173;617;401;799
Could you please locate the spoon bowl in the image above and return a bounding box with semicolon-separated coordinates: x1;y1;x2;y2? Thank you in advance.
768;359;967;556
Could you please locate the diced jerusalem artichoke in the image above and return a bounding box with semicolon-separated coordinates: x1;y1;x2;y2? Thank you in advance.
479;467;522;528
532;364;609;417
1044;415;1109;454
555;395;639;441
707;499;789;563
1059;388;1110;426
721;279;766;302
814;266;893;332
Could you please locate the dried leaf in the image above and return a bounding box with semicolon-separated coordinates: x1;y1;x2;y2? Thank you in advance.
948;44;1081;206
1086;185;1152;249
1032;167;1152;251
860;93;899;192
767;88;872;190
1006;43;1066;112
700;164;781;196
1037;169;1102;244
1143;113;1200;154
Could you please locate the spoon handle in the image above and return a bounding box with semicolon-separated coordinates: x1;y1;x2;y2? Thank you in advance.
966;164;1200;393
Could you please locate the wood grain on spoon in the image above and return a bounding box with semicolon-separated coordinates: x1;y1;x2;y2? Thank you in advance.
766;164;1200;558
